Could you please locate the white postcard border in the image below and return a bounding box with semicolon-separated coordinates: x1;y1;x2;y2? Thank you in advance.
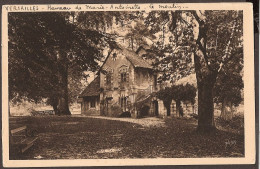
2;3;255;167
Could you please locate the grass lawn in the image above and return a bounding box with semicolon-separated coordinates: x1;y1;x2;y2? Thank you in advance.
9;115;244;159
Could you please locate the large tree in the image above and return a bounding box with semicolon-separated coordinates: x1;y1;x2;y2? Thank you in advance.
190;11;242;132
9;12;114;115
145;10;243;133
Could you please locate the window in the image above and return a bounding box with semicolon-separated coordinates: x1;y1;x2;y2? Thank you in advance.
121;72;127;82
118;66;129;83
112;53;117;61
90;100;95;108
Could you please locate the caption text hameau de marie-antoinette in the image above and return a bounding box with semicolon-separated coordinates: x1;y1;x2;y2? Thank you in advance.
4;4;185;12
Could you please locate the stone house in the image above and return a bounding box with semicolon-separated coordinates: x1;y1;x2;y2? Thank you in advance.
78;77;100;115
79;46;198;117
79;46;159;117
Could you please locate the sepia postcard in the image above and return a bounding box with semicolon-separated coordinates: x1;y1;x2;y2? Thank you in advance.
1;3;255;167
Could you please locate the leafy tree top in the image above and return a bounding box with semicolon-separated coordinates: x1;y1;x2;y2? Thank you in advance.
9;12;115;103
143;10;243;83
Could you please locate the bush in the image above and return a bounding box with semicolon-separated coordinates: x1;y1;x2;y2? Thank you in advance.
139;105;150;117
109;105;123;117
190;113;198;119
82;109;99;116
215;115;244;131
119;111;131;118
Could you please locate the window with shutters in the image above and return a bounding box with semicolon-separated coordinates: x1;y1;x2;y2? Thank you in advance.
119;66;129;88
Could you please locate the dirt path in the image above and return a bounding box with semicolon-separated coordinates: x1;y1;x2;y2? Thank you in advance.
74;115;166;128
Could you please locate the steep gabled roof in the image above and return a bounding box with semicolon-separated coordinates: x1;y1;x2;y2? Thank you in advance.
97;45;153;75
79;76;100;98
136;44;150;54
122;48;153;69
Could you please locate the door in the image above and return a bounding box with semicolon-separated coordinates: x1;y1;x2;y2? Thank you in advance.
153;100;159;116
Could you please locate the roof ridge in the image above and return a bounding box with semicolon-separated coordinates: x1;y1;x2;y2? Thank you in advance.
122;48;153;69
79;76;100;98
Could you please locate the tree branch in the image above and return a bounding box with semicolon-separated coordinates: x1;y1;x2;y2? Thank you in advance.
217;21;237;73
197;42;214;72
179;16;192;28
191;11;203;25
191;10;214;72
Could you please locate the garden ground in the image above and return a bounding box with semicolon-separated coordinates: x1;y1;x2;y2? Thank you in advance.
9;115;244;160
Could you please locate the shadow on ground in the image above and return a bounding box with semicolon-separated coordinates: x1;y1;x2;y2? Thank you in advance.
9;115;244;159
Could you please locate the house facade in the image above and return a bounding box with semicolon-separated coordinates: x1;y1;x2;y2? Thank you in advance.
78;77;100;115
79;46;161;117
79;46;197;117
100;47;158;117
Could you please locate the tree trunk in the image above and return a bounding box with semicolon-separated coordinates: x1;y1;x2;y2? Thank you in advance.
197;79;216;132
194;52;217;133
163;101;171;116
56;59;71;115
57;94;71;115
221;98;233;120
166;105;171;116
176;100;181;117
52;100;58;114
162;25;165;48
191;11;222;133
